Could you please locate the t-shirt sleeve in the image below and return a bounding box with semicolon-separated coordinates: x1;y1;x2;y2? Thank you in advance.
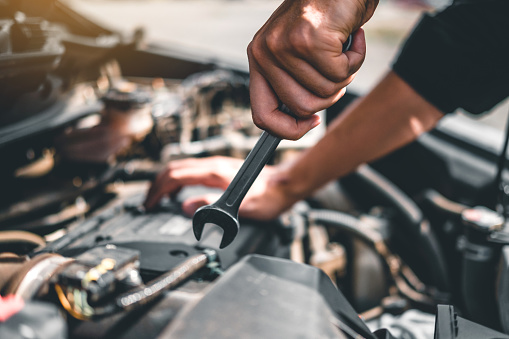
392;0;509;115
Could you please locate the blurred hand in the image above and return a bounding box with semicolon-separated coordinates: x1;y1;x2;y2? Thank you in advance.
144;156;297;221
248;0;377;140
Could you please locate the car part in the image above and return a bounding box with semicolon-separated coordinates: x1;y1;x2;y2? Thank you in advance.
497;245;509;334
1;2;509;338
434;305;509;339
159;254;379;339
55;246;216;321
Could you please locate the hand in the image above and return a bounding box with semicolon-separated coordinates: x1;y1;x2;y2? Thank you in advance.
144;156;298;221
247;0;377;140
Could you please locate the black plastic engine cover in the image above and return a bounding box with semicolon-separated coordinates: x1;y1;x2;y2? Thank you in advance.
159;254;376;339
434;305;509;339
51;190;284;277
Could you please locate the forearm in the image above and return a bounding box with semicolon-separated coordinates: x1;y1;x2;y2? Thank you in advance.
272;71;444;201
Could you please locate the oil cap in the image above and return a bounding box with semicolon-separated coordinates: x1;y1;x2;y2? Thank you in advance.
462;206;504;233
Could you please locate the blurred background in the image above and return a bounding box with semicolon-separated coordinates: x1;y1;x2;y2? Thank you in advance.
66;0;509;130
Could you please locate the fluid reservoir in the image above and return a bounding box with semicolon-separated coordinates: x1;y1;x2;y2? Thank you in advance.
460;206;504;329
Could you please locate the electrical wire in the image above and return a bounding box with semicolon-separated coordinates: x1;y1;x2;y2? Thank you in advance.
55;251;214;321
54;284;90;321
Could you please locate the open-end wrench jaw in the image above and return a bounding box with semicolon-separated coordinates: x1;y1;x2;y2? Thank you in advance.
192;204;239;249
191;131;281;249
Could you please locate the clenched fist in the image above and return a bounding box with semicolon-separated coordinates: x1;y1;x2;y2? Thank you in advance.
248;0;378;139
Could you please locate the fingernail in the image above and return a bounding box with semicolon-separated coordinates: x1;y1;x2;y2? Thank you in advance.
310;116;321;129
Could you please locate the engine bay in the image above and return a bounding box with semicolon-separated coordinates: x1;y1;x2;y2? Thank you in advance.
2;2;509;338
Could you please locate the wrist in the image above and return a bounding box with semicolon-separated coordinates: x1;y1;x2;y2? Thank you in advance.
269;162;316;206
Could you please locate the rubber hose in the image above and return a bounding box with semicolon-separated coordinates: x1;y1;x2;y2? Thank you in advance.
341;165;450;292
308;209;381;247
308;209;440;306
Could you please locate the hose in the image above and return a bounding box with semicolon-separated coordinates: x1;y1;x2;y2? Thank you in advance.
308;209;446;306
342;165;450;292
422;189;467;217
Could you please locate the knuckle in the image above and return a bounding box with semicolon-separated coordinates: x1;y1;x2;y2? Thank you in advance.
287;28;311;54
251;113;268;130
316;83;339;98
352;53;366;71
293;101;317;117
247;40;261;60
246;42;253;58
329;68;349;83
247;39;263;62
265;31;280;54
209;171;223;183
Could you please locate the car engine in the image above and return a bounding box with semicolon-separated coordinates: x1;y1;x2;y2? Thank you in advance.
1;2;509;339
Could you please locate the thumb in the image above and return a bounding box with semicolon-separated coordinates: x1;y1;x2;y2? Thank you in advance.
181;194;221;216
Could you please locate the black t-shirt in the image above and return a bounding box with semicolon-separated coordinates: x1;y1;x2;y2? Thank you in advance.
392;0;509;115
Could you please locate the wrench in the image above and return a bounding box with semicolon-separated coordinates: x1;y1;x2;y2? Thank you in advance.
192;35;353;248
192;130;280;248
